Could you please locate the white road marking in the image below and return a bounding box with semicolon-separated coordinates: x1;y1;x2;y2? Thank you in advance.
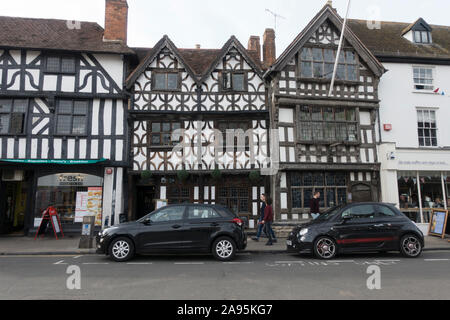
54;260;67;265
174;262;204;265
82;263;109;265
424;259;450;262
223;262;254;265
126;262;153;265
73;256;82;259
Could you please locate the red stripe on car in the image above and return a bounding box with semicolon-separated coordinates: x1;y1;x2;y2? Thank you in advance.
337;237;396;245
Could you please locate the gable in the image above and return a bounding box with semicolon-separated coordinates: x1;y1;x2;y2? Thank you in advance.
267;5;385;78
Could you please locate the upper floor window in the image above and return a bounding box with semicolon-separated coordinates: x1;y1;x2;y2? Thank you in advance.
298;106;358;143
300;47;358;81
413;30;432;44
148;121;182;146
0;99;28;135
56;100;89;136
46;56;76;74
217;121;252;151
417;109;437;147
153;72;179;90
222;72;247;92
413;67;434;91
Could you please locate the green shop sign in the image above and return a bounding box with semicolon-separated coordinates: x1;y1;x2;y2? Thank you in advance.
0;159;107;165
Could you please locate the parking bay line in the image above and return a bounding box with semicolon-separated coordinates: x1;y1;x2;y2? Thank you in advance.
424;259;450;262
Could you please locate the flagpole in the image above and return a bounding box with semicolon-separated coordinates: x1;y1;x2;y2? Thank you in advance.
328;0;352;97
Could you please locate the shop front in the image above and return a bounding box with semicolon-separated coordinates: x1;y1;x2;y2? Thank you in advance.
379;144;450;233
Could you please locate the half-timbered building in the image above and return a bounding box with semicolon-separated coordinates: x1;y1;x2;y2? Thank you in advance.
126;33;274;228
264;3;386;221
0;0;133;235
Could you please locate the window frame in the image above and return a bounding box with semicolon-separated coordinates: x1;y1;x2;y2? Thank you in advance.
299;46;359;82
413;30;432;44
297;106;360;144
147;120;183;147
44;55;77;75
151;71;181;91
221;71;248;92
417;108;438;147
149;205;187;223
0;98;29;136
413;66;434;92
216;120;253;152
54;99;90;137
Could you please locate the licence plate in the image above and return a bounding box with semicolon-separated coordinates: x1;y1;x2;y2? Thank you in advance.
286;240;293;246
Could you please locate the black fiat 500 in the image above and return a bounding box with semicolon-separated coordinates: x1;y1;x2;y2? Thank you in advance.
97;204;247;262
287;203;424;259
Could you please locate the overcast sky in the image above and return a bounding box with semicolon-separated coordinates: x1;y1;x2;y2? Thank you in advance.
2;0;449;55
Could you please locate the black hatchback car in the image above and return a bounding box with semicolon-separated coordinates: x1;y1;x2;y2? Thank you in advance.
97;204;247;262
287;203;424;259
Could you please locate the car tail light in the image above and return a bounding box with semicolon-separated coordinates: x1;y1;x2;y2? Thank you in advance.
231;218;243;226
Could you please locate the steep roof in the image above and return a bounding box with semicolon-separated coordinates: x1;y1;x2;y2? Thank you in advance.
265;4;386;78
347;19;450;61
0;16;134;55
127;36;264;88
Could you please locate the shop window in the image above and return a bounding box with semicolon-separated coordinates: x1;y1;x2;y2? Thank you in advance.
413;67;434;91
148;121;182;146
218;187;249;214
34;173;103;227
290;172;347;210
56;100;88;135
168;185;191;204
298;106;359;143
0;99;28;135
300;47;358;81
417;109;437;147
153;72;179;91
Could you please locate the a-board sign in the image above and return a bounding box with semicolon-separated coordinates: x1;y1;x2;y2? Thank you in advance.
34;207;64;240
428;209;449;239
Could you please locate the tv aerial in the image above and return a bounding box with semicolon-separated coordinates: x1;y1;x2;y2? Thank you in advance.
265;9;286;31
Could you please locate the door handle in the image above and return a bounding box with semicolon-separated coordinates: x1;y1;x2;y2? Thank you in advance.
172;225;182;229
210;223;220;227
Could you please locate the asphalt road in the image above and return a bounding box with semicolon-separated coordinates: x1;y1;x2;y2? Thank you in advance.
0;251;449;300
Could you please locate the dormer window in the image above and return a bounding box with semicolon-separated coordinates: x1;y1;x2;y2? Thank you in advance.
414;30;432;44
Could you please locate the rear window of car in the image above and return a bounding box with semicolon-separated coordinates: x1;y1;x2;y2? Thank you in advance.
214;206;235;218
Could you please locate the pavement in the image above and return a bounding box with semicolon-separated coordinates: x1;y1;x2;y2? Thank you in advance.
0;234;449;256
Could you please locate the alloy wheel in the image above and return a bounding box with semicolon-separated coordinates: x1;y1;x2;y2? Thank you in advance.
316;238;336;259
402;236;421;257
216;240;234;259
112;240;130;260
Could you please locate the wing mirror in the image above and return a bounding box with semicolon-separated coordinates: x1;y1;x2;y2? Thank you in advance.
341;215;353;223
142;218;152;225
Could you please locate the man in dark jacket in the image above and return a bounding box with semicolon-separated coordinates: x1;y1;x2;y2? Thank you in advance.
252;194;277;242
310;191;321;220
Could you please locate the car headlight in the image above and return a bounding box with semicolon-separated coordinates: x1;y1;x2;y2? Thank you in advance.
298;228;309;237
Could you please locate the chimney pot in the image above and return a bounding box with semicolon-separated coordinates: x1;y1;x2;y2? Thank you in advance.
104;0;128;44
263;28;276;68
248;36;261;62
195;44;201;49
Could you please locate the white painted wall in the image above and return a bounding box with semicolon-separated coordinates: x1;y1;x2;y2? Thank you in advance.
378;62;450;148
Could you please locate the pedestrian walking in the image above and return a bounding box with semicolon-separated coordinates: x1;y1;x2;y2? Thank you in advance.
252;194;277;242
310;191;321;220
261;198;275;246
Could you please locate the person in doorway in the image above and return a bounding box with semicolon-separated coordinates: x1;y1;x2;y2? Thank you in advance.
434;197;445;209
261;198;275;246
310;191;321;220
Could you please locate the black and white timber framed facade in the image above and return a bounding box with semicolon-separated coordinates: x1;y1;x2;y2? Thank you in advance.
126;36;270;229
264;4;386;221
0;17;133;235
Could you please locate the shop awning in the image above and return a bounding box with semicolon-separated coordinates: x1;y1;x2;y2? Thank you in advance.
0;159;108;165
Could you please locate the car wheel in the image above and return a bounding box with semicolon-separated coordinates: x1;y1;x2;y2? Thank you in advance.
109;237;135;262
400;234;422;258
313;236;337;260
212;237;236;261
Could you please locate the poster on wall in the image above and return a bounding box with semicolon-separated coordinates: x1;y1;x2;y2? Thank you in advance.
429;209;449;239
87;187;103;227
75;192;89;223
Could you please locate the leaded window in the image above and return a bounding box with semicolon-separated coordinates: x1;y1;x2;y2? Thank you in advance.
56;100;88;135
45;56;76;74
153;72;179;90
0;99;28;135
290;172;347;209
148;121;182;146
222;72;247;92
298;106;358;143
300;47;358;81
218;187;250;214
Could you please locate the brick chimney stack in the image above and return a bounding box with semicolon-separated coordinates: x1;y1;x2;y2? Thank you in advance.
104;0;128;43
248;36;261;62
263;28;276;67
